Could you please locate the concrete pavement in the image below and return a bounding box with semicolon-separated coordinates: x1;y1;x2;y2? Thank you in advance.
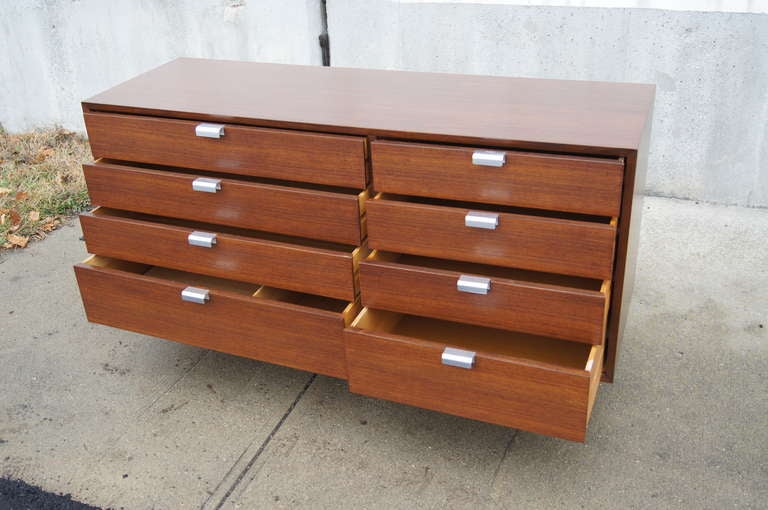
1;196;766;509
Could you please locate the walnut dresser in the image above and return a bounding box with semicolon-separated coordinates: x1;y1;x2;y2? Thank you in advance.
74;58;655;442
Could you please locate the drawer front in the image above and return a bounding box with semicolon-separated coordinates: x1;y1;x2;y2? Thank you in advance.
83;162;364;245
359;259;607;344
345;318;602;442
366;198;616;280
80;210;359;301
372;141;624;217
74;261;348;378
84;112;367;188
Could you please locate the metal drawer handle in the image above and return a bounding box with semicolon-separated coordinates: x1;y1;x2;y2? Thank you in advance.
181;286;210;304
188;231;217;248
192;177;221;193
457;275;491;295
195;123;225;138
472;150;506;167
442;347;476;369
465;211;499;230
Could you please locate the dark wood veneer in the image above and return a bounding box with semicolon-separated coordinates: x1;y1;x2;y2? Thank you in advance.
75;258;356;379
359;252;608;344
371;140;624;216
84;112;367;189
83;58;655;154
75;58;655;436
366;195;617;280
80;208;362;301
345;309;602;442
83;161;366;245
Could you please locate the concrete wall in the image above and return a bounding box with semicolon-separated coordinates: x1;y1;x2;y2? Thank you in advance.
1;1;766;207
0;0;323;132
328;1;768;207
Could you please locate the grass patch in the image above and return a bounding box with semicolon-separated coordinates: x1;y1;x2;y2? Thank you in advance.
0;126;91;249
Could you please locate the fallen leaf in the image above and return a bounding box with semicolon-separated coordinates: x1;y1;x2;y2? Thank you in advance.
40;217;60;232
33;147;55;163
15;191;28;201
9;209;21;226
7;234;28;248
28;210;40;221
0;187;11;195
0;214;5;225
2;242;12;249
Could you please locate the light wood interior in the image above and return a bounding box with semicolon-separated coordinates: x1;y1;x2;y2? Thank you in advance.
89;207;356;252
83;256;353;312
253;285;350;313
373;192;613;225
82;254;150;273
586;345;603;420
352;308;592;371
367;250;605;292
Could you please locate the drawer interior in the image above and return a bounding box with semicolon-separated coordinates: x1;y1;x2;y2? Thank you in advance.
351;307;596;371
373;192;617;225
367;250;606;292
84;255;358;319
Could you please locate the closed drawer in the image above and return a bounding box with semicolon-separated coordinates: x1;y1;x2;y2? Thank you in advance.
83;161;367;245
372;140;624;216
74;256;360;379
80;208;365;301
345;309;602;442
366;194;616;280
360;252;609;344
84;112;367;188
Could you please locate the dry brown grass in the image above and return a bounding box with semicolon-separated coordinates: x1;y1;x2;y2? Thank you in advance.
0;127;91;250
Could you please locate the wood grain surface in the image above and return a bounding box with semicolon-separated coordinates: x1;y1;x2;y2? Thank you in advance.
345;309;601;442
80;208;361;300
83;161;365;245
83;58;655;154
75;258;353;379
366;195;616;280
84;112;367;188
603;103;653;381
371;140;624;216
359;253;608;344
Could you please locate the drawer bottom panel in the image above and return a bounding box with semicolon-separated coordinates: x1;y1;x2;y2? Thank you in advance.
75;256;358;379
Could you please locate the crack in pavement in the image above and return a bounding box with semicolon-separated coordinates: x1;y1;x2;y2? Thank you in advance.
491;430;518;489
201;373;317;510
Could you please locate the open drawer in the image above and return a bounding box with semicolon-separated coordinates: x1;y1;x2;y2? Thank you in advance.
83;161;368;245
360;251;609;344
366;193;617;280
75;256;360;379
80;208;366;301
344;308;603;441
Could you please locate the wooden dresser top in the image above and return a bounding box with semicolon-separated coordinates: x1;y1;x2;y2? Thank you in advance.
84;58;655;155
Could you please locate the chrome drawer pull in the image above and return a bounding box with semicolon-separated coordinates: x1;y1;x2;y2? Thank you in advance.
472;150;506;167
187;231;217;248
457;275;491;295
195;123;225;138
465;211;499;230
181;286;210;304
192;177;221;193
442;347;476;369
